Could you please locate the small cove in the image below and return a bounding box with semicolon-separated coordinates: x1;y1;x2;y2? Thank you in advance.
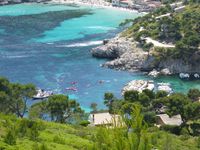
0;3;199;111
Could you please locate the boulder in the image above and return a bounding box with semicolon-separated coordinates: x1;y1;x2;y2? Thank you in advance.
148;69;160;78
160;68;172;75
194;73;200;78
122;80;154;95
179;73;190;79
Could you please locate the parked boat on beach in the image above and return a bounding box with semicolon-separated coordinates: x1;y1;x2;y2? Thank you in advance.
33;89;53;99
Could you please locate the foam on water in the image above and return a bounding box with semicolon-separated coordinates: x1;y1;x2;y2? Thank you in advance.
58;40;102;47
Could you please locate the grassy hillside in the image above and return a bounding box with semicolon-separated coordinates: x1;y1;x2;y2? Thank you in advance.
0;113;199;150
0;114;94;150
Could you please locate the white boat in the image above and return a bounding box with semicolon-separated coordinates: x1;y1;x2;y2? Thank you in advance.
33;89;53;99
66;87;77;91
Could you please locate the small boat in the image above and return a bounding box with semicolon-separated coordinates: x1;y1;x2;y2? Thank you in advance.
33;89;53;100
66;87;77;91
70;81;78;85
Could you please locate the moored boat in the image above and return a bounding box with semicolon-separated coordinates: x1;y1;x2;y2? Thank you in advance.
33;89;53;99
66;87;77;91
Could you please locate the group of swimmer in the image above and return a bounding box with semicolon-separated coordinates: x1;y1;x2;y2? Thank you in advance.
65;80;111;92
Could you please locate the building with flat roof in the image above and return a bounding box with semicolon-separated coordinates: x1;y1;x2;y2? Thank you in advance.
156;114;183;126
88;112;122;126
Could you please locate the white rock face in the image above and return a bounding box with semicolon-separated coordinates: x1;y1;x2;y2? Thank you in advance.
157;83;173;94
148;69;160;78
91;34;200;74
194;73;200;78
160;68;172;75
121;80;154;95
179;73;190;79
91;35;148;72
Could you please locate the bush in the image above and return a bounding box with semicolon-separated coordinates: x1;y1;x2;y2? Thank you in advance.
197;136;200;148
4;129;16;145
79;120;90;127
53;135;66;144
190;122;200;136
29;123;40;141
160;125;181;135
17;119;45;141
143;111;156;126
180;127;190;136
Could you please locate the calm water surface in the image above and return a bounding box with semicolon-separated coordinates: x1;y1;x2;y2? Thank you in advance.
0;3;199;111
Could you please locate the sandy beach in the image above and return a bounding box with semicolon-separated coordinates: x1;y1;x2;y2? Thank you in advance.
49;0;139;13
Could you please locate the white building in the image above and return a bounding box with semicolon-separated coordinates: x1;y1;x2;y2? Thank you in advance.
112;0;133;8
112;0;120;6
156;114;183;126
88;112;121;126
0;0;8;5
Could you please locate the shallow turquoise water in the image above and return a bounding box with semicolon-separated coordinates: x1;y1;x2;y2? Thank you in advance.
0;3;79;16
0;3;199;111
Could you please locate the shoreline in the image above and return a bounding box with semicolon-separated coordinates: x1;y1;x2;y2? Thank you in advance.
48;0;140;13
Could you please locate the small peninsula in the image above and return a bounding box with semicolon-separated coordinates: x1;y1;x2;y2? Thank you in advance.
91;2;200;77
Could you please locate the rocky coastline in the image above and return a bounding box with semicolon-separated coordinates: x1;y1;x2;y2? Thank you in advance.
91;35;200;78
91;35;149;72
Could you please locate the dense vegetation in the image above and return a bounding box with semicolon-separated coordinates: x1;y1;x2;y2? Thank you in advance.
101;89;200;135
0;114;94;150
0;107;199;150
122;1;200;61
0;77;199;149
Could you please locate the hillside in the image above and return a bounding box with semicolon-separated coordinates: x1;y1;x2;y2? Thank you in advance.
91;2;200;75
126;3;200;58
0;113;200;150
0;114;94;150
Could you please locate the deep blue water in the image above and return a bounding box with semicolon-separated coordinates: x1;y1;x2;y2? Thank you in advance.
0;3;199;111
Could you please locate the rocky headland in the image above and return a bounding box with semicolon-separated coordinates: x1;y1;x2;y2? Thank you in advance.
91;35;149;72
91;35;200;78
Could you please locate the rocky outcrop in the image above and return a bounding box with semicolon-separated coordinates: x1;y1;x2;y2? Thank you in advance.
121;80;154;95
91;36;149;72
91;35;200;75
91;36;134;59
157;58;200;74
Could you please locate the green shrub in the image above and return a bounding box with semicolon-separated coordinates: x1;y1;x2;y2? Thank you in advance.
190;122;200;136
180;127;190;136
197;136;200;148
29;123;40;141
32;143;40;150
160;125;181;135
17;119;45;141
79;120;90;127
4;129;16;145
53;135;66;144
40;143;49;150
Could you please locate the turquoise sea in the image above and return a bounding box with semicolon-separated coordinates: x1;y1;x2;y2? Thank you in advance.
0;3;199;111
